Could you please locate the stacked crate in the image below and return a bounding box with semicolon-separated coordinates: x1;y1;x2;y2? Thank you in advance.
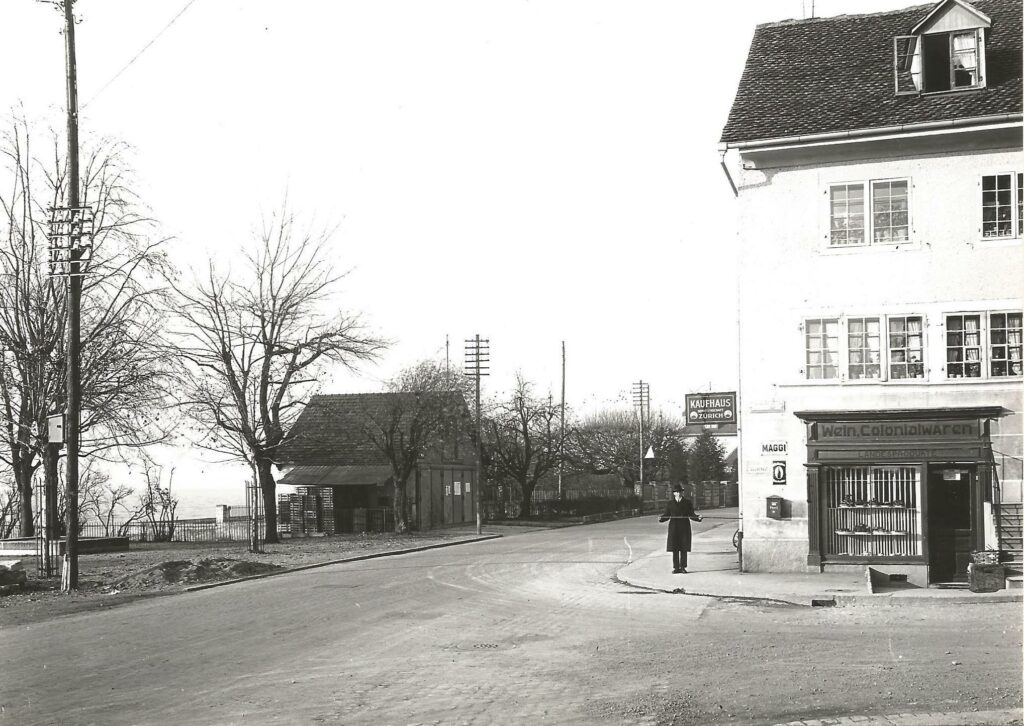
276;495;292;535
321;487;335;535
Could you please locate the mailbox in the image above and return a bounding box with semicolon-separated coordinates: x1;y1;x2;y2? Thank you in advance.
766;495;784;520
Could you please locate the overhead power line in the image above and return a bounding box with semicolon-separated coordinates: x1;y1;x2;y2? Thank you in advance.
81;0;199;110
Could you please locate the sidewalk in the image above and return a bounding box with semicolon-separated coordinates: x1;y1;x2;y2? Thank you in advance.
617;513;1023;607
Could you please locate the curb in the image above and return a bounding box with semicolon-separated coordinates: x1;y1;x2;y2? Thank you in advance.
615;569;1024;608
613;576;1024;607
184;534;503;593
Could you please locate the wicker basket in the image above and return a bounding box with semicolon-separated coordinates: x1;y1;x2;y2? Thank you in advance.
971;550;1001;565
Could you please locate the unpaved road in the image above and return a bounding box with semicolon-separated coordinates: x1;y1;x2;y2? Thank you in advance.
0;516;1020;725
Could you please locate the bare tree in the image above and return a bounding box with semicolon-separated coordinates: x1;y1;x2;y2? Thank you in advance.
173;204;384;543
55;460;109;536
566;408;686;489
80;470;136;537
485;374;560;519
0;115;176;535
363;360;469;534
133;463;178;542
0;471;20;539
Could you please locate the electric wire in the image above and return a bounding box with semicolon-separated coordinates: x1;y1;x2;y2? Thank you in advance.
81;0;199;110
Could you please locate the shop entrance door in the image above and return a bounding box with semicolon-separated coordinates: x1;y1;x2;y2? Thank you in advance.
927;467;974;582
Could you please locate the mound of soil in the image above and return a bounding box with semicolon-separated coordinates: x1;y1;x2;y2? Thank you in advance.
114;558;284;589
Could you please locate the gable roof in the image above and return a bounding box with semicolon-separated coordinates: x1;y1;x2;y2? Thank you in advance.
720;0;1022;145
278;392;470;466
911;0;991;33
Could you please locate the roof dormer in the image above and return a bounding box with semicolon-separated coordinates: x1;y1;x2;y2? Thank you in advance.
894;0;991;94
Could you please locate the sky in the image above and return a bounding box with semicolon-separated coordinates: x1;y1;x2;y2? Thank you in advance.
0;0;930;516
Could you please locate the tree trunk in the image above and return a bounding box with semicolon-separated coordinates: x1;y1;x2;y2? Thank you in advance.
518;478;535;519
256;458;280;545
15;455;35;537
44;446;60;538
392;476;409;534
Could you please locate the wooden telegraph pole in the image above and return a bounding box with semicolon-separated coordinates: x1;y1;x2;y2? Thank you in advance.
464;335;489;535
557;342;565;499
632;380;650;502
52;0;88;591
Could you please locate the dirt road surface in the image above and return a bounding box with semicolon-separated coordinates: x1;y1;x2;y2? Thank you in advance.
0;516;1020;725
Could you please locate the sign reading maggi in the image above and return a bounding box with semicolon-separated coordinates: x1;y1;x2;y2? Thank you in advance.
685;392;736;425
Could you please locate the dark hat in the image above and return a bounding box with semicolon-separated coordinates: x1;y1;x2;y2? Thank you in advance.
671;485;683;493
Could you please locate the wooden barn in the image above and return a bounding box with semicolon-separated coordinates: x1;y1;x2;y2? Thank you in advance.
276;392;477;535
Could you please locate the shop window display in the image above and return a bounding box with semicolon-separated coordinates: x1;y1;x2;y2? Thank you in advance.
823;466;922;558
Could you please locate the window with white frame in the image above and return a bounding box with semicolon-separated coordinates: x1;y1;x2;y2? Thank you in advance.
981;173;1023;239
990;312;1023;377
829;184;864;246
829;180;909;247
894;28;986;94
805;318;839;380
945;313;982;378
805;315;924;382
848;317;882;380
944;312;1023;379
888;316;925;380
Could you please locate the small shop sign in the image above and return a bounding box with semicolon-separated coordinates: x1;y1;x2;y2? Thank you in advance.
685;392;736;425
815;420;979;441
760;440;787;456
772;461;787;486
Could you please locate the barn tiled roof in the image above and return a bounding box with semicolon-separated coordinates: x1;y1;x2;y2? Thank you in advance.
720;0;1022;144
278;392;469;466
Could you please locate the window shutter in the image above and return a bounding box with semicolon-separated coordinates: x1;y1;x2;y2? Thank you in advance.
894;35;921;94
977;29;986;85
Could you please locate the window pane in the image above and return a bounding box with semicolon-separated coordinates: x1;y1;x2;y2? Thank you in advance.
889;316;925;379
946;314;982;378
873;180;909;243
982;174;1014;238
806;318;840;379
952;31;978;87
848;317;881;380
830;184;865;246
991;311;1024;377
1018;174;1023;236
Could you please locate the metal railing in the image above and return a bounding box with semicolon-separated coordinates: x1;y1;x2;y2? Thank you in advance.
77;518;265;543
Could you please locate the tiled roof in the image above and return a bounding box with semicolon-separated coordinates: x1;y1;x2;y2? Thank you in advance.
278;392;468;466
720;0;1022;144
278;464;393;487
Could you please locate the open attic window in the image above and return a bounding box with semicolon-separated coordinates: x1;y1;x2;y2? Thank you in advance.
893;0;990;95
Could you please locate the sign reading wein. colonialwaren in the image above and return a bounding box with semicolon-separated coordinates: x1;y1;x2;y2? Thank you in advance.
685;392;736;425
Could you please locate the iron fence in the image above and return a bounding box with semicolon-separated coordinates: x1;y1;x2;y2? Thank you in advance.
77;518;266;543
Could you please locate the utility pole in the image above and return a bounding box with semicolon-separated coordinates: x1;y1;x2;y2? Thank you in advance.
64;0;83;592
464;335;489;535
52;0;87;592
557;341;565;500
631;380;650;501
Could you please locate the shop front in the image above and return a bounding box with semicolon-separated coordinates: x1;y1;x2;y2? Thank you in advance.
796;407;1009;586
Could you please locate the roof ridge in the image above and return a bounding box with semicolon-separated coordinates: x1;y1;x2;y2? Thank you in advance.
756;1;936;29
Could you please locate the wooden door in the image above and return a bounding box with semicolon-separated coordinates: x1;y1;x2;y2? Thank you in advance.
927;467;974;582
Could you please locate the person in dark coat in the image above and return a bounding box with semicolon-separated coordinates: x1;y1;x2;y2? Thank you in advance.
659;485;703;573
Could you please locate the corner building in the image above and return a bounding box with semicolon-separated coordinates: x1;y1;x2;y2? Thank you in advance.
720;0;1023;585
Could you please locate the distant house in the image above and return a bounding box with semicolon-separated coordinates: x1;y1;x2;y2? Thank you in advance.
276;393;477;534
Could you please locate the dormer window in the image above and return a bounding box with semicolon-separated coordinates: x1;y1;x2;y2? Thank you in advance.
894;0;990;94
